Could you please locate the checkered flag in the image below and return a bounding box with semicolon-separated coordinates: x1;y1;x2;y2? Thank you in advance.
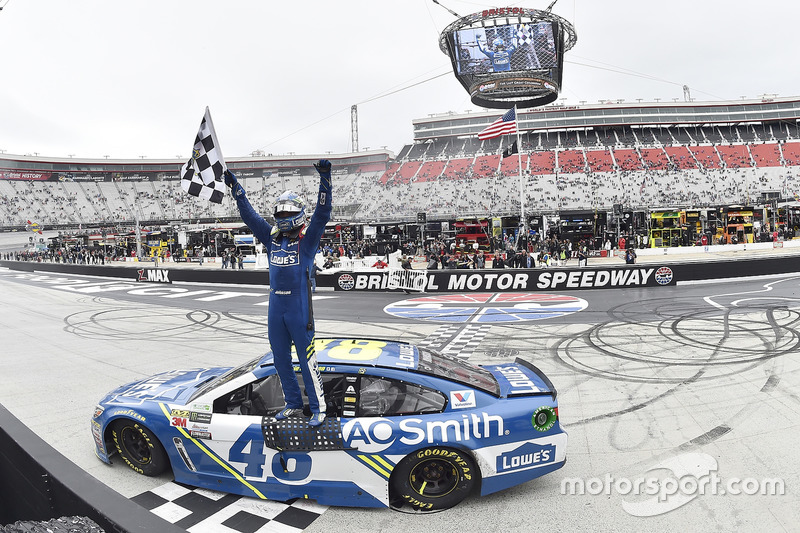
516;24;532;45
180;107;227;204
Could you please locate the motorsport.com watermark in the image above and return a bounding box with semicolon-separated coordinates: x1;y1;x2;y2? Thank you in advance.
560;453;785;517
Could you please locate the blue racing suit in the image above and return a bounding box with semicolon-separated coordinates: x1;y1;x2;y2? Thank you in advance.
478;43;517;72
230;167;332;415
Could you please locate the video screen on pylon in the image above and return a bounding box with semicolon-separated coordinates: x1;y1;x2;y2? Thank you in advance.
440;8;576;109
452;21;558;75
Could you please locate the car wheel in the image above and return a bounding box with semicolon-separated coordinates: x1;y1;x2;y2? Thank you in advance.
390;447;477;511
111;419;169;476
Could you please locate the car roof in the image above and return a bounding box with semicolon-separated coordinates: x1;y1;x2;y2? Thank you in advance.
258;338;503;397
262;338;421;372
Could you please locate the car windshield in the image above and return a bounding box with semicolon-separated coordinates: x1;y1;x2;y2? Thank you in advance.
416;347;500;396
188;355;263;402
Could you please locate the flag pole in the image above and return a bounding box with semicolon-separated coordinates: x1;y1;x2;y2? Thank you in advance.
514;105;527;251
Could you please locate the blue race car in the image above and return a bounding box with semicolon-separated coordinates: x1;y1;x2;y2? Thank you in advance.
92;338;567;511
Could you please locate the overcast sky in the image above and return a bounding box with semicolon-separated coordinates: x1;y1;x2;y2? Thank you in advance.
1;0;798;160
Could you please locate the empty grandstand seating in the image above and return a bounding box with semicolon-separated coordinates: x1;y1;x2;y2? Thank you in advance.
5;124;800;229
749;143;782;167
585;150;614;173
689;146;722;169
472;155;501;179
393;161;422;185
640;148;670;171
416;160;446;182
557;150;586;173
379;162;401;185
717;145;752;169
614;149;644;171
529;151;556;175
783;142;800;166
665;146;698;170
499;154;528;177
441;158;472;181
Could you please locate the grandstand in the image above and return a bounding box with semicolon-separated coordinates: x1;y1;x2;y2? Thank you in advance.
2;97;800;231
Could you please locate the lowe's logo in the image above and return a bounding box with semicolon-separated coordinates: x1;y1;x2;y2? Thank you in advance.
495;365;539;393
496;442;556;473
270;251;298;266
342;413;505;453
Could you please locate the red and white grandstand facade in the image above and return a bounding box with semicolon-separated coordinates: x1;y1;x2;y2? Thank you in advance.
2;96;800;230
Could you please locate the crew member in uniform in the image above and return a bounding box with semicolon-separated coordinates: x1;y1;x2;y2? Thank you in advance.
224;160;332;427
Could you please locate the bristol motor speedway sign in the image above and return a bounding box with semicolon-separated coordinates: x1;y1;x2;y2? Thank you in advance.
335;266;675;292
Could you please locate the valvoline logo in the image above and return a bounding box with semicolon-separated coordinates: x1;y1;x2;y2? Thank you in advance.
496;442;556;473
341;413;505;453
450;390;477;409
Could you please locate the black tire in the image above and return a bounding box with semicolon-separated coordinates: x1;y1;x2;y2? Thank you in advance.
111;419;169;476
390;447;477;511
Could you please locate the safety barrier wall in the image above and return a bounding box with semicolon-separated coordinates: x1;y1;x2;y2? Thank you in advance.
3;252;800;292
0;404;185;531
331;255;800;292
0;260;272;285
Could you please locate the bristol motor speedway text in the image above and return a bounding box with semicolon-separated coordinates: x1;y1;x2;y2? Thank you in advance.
340;267;671;292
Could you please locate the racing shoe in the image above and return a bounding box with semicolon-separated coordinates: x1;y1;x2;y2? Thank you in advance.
274;408;303;420
308;412;326;428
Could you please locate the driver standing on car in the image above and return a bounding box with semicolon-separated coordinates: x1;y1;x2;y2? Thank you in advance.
223;160;332;427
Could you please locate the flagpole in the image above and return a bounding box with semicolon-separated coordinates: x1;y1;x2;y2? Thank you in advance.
514;105;527;251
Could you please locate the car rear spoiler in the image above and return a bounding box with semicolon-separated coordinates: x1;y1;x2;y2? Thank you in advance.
514;357;557;401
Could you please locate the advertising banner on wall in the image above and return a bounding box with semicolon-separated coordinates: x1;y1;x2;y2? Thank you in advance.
333;266;676;292
0;171;52;180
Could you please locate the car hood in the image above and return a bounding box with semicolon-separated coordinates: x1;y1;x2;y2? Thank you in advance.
101;367;225;405
483;358;557;399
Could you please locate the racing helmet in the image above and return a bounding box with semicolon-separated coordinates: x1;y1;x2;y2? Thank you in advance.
492;37;505;49
273;190;306;232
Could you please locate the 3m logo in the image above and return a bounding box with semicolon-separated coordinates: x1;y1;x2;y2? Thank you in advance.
450;390;477;409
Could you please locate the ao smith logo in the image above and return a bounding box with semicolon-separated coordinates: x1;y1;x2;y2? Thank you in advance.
342;413;505;453
136;269;171;283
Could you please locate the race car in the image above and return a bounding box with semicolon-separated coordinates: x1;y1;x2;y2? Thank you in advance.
92;338;567;511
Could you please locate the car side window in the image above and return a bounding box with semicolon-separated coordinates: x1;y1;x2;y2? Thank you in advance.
358;376;446;417
295;373;348;418
213;374;284;416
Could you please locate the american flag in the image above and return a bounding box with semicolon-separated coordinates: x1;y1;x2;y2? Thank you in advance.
478;107;517;140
